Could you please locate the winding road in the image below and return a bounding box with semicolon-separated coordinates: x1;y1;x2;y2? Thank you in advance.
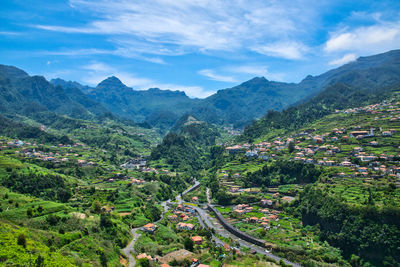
122;180;299;267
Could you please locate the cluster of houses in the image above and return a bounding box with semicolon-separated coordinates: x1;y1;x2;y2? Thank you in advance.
232;201;281;229
130;178;146;185
336;98;400;115
12;146;98;166
222;113;399;183
120;158;147;169
138;253;210;267
168;204;197;227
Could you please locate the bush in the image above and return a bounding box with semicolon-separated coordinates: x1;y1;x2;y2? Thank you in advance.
17;233;26;248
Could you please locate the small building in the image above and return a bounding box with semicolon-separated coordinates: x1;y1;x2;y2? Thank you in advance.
137;253;152;260
249;217;259;223
382;131;393;137
191;236;203;245
143;223;157;234
349;131;369;138
177;222;194;230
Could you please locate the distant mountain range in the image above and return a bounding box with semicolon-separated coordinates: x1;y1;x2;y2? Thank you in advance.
1;49;400;131
0;65;110;120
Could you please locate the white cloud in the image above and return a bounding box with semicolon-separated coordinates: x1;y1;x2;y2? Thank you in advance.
198;69;237;83
328;53;357;66
251;42;308;60
226;65;285;81
227;65;269;77
33;0;321;59
82;62;113;72
0;31;20;35
324;20;400;54
37;48;166;64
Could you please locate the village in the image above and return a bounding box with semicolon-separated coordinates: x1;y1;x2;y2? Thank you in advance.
221;96;400;192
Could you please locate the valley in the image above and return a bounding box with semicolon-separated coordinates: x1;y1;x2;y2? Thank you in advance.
0;50;400;267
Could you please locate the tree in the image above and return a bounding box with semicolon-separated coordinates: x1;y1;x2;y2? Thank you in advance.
137;258;149;267
100;214;113;228
288;141;295;153
27;208;33;218
184;237;194;251
46;214;60;226
57;188;71;202
92;200;102;214
99;250;107;267
17;233;26;248
35;255;45;267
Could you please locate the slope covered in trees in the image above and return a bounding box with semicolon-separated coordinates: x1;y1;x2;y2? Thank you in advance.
239;83;399;142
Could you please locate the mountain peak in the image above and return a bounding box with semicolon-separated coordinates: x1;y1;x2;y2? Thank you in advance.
0;64;29;80
95;76;133;94
97;76;125;87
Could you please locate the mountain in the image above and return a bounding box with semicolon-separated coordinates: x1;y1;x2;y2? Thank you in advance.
150;114;220;172
0;64;110;120
239;80;400;142
191;77;300;127
81;76;199;126
192;50;400;127
51;78;93;93
52;50;400;130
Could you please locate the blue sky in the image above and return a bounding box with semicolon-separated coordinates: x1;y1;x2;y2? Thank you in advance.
1;0;400;98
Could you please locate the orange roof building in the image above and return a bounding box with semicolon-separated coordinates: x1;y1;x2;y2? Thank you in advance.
191;236;203;244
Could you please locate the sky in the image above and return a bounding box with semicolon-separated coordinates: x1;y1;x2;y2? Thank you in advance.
1;0;400;98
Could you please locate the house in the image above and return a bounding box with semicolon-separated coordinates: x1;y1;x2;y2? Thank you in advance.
177;222;195;230
229;187;239;193
168;214;178;221
184;206;195;214
358;167;368;173
224;244;231;252
226;145;242;154
358;155;376;162
191;236;203;245
260;199;269;206
192;196;199;202
349;131;369;138
245;150;258;158
260;208;269;214
234;209;245;215
305;158;314;164
269;215;278;221
137;253;152;260
143;223;157;234
382;131;393;137
370;141;378;146
340;161;352;167
192;258;199;266
235;204;248;210
249;217;258;223
245;206;253;213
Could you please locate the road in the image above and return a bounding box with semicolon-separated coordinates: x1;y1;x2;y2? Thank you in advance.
122;181;196;266
203;187;300;267
122;228;141;267
123;181;299;267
